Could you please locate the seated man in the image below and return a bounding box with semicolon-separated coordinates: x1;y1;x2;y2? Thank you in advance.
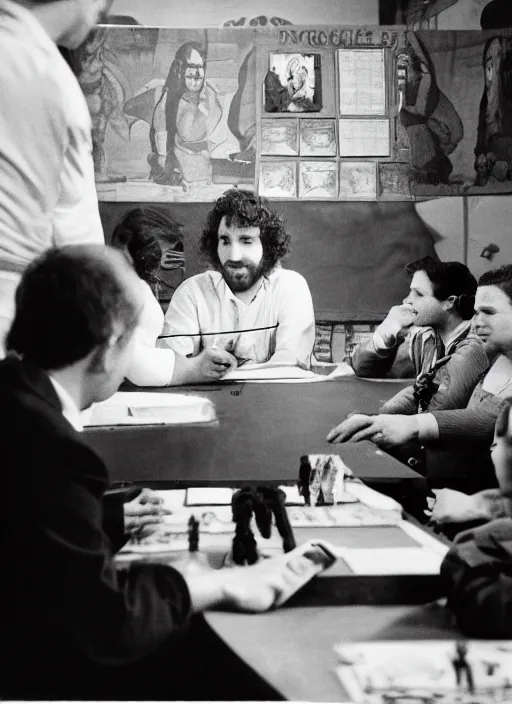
440;401;512;638
327;265;512;495
352;257;481;382
0;245;301;700
160;188;315;369
110;207;237;385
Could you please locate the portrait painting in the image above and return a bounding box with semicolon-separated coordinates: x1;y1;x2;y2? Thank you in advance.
264;52;322;113
299;119;336;156
299;161;337;199
261;119;298;155
259;161;296;197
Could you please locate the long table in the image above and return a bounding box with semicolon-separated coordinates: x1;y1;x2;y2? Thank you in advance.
85;377;419;485
92;377;460;701
205;602;459;702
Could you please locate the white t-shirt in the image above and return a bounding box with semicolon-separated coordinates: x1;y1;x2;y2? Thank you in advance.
0;0;104;272
161;267;315;368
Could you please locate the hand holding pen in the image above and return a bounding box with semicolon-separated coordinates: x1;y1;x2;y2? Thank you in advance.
195;337;237;380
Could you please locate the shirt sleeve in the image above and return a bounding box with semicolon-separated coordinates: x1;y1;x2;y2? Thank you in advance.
269;272;315;368
160;281;202;357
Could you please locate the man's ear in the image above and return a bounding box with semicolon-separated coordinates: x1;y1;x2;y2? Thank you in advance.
87;333;120;375
444;295;457;311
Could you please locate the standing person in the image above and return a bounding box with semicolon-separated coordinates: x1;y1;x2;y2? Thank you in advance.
161;188;315;368
0;0;111;355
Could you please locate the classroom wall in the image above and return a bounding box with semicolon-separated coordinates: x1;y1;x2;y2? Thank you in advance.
100;0;512;319
110;0;379;27
417;0;512;274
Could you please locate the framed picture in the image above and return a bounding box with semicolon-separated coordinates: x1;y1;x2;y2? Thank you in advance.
299;119;336;157
339;161;377;200
264;52;322;113
259;161;297;198
261;119;298;155
299;161;337;199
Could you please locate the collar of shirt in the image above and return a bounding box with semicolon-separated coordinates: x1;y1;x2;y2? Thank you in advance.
48;374;84;433
445;319;471;353
0;0;60;56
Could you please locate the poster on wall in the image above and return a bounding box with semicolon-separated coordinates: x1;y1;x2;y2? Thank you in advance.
76;27;257;202
338;48;386;116
339;161;377;199
299;120;337;156
298;161;337;198
259;161;296;197
398;30;512;197
264;52;322;113
261;119;298;155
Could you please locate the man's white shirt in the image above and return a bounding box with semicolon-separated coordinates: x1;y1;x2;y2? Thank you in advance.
160;267;315;368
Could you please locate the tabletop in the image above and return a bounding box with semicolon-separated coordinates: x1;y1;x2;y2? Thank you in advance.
205;602;460;702
85;377;419;485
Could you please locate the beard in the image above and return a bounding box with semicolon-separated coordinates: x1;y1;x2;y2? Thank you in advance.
220;260;264;293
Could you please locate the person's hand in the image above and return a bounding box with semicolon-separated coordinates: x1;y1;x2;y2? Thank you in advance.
326;414;374;443
426;488;485;524
377;304;418;345
124;488;170;537
328;413;419;447
193;346;238;381
183;556;296;613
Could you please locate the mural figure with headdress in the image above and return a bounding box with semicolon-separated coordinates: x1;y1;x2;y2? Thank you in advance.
474;35;512;186
399;32;463;186
153;41;222;188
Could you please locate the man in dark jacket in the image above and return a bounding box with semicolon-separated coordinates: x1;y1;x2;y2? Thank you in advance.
0;245;294;700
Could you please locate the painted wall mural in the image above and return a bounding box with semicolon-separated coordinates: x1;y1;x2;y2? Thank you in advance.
76;25;512;201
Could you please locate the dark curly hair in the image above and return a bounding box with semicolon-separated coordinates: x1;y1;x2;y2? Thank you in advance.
200;189;290;276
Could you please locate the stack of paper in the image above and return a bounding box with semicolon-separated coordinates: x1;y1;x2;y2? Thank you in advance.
84;391;217;426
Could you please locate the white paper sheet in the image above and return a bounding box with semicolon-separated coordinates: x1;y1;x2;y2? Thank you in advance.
84;391;217;425
336;546;444;575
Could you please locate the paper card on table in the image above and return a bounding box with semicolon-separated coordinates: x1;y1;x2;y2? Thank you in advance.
334;640;512;704
85;392;217;425
279;485;303;504
152;489;187;511
337;546;443;575
222;363;317;381
186;487;234;505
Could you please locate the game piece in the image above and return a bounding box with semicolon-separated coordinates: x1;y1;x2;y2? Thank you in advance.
188;514;199;553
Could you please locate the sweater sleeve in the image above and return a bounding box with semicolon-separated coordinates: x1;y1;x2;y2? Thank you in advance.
441;519;512;638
